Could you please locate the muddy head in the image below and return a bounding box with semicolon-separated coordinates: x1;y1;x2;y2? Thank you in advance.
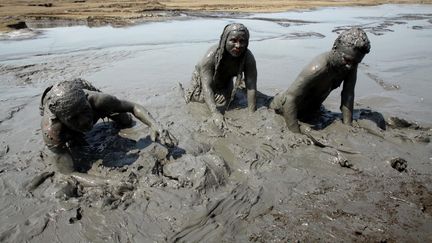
214;23;250;78
223;24;249;58
331;27;371;70
219;23;250;56
47;81;94;133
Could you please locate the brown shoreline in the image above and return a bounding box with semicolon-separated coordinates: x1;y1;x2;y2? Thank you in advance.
1;0;432;32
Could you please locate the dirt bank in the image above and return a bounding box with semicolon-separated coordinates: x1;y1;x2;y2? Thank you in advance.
1;0;432;31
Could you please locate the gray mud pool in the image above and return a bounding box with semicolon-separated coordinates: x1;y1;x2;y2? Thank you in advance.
1;4;432;243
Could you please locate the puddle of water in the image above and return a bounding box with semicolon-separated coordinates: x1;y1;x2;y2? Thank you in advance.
1;4;431;123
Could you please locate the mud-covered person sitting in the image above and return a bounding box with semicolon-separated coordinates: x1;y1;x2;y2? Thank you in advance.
40;79;177;171
183;23;258;129
270;27;371;133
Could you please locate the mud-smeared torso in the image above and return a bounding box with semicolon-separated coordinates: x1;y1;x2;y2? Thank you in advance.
290;53;351;113
303;72;346;111
212;57;243;90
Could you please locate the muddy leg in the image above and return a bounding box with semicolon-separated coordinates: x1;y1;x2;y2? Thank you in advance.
183;69;206;103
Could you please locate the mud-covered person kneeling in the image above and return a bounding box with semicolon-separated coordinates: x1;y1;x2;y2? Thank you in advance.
183;23;258;129
40;79;177;172
270;27;371;133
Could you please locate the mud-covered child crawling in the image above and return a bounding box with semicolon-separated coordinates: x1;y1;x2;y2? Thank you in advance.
40;79;177;170
270;27;371;133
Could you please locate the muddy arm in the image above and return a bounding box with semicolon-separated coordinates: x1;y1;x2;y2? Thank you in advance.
88;92;177;146
90;93;158;128
201;67;227;128
283;53;330;133
280;61;323;134
200;63;220;116
245;50;257;112
340;67;357;124
281;69;312;134
282;92;301;133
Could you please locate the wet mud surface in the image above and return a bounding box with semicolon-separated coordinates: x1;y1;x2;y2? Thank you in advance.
1;4;432;242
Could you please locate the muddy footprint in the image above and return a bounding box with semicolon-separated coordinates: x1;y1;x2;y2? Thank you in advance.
69;207;83;224
389;157;408;172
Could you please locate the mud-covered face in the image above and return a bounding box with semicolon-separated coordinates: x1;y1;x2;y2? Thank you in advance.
225;30;248;57
335;46;366;70
60;102;94;133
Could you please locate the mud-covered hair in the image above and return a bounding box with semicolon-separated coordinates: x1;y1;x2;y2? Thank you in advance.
47;80;89;119
213;23;250;82
40;78;100;116
332;27;371;54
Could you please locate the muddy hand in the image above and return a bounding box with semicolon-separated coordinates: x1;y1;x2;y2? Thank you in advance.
298;125;314;144
214;93;226;104
151;128;178;147
211;113;227;130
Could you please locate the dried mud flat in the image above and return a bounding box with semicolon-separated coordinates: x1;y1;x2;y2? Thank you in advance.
1;4;432;243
